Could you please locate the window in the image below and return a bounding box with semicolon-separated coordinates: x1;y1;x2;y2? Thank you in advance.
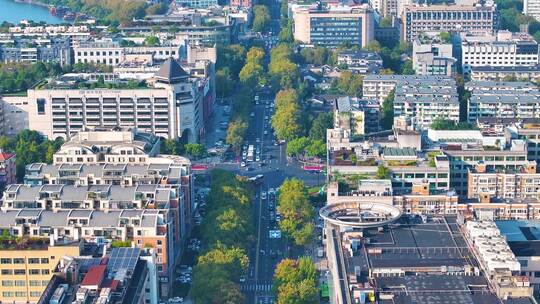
30;291;41;297
519;259;528;267
28;258;40;264
157;240;162;245
42;280;49;286
37;98;46;115
15;292;26;297
41;258;49;264
1;270;12;275
14;281;25;286
29;269;40;275
41;269;50;275
1;258;12;264
29;280;40;286
13;269;25;275
1;281;13;286
2;292;13;297
13;258;24;264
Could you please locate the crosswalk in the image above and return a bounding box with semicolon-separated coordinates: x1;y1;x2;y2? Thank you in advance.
240;284;273;292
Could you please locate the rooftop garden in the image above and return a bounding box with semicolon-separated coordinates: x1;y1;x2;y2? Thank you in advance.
0;236;49;250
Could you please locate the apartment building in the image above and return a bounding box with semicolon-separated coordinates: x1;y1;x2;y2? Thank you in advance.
293;4;374;47
362;74;455;103
466;81;540;122
368;0;397;17
0;206;175;297
506;119;540;163
470;65;540;81
524;0;540;22
393;78;459;130
412;34;456;76
467;162;540;200
50;129;160;165
445;147;530;197
0;36;71;66
334;96;380;135
0;239;81;303
336;50;382;75
2;59;205;142
461;31;539;74
401;2;497;42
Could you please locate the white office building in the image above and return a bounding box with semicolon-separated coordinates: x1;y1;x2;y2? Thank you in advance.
461;30;540;74
1;59;204;142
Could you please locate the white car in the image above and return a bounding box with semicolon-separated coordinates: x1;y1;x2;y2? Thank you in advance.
261;191;267;200
241;161;246;167
256;156;261;162
250;112;255;117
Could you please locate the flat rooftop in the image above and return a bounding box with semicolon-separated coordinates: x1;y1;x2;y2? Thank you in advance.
342;216;506;304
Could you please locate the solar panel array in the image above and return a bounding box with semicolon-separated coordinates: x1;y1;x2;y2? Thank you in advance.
107;247;141;274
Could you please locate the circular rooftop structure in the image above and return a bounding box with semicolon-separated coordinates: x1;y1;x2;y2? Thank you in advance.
319;202;402;228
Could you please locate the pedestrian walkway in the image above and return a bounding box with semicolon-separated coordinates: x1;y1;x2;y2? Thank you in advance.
240;284;273;292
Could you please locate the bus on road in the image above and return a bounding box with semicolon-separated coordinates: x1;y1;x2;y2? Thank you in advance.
247;145;254;162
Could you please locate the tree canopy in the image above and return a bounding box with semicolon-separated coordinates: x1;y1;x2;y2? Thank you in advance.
252;5;271;32
273;257;318;304
277;178;315;246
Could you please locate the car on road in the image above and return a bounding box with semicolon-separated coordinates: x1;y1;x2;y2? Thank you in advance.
241;161;246;167
256;138;261;143
261;191;267;200
255;156;261;162
250;112;255;117
264;130;268;135
169;297;184;303
239;275;246;283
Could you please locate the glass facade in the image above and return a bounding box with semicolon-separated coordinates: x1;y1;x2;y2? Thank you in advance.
310;16;362;47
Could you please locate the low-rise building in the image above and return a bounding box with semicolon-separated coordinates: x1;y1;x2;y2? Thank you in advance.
466;81;540;122
467;162;540;200
362;74;456;103
336;50;382;75
393;78;459;130
461;30;540;75
470;65;540;81
412;34;456;76
0;36;71;66
0;208;176;298
50;129;160;165
293;4;374;47
334;96;380;135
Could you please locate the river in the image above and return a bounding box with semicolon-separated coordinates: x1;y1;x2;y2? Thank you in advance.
0;0;64;24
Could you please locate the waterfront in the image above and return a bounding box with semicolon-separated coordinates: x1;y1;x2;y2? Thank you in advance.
0;0;64;24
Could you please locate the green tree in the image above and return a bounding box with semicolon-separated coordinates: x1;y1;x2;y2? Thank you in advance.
305;139;326;158
216;68;234;97
143;36;159;46
279;19;294;43
226;119;248;154
277;179;314;246
376;165;391;179
331;71;363;96
272;102;303;141
239;61;265;87
161;139;179;155
286;137;310;157
185;143;206;159
400;60;415;75
252;5;271;32
381;89;395;130
273;257;318;304
309;112;333;141
438;31;452;43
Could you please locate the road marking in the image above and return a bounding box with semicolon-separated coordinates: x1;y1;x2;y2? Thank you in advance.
241;284;273;292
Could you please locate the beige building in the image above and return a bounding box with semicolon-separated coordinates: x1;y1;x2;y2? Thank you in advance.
293;4;374;47
0;239;81;303
467;162;540;200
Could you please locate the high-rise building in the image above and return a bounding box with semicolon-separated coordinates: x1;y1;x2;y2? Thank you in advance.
401;2;497;43
412;34;456;76
293;4;374;47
